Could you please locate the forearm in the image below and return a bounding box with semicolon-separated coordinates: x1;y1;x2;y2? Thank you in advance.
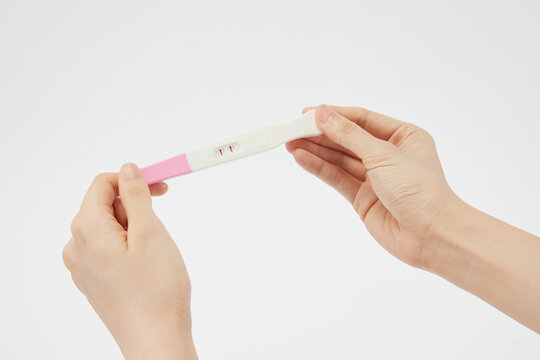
118;323;198;360
107;308;197;360
428;200;540;333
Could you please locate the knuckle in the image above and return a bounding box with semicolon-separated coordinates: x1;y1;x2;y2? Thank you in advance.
92;173;110;186
339;120;357;136
311;155;326;176
330;168;343;187
379;138;398;153
71;274;85;294
362;147;397;170
70;215;83;238
404;123;434;143
121;186;148;200
419;128;435;143
62;241;77;271
317;104;329;112
90;172;117;192
334;154;345;168
70;210;104;242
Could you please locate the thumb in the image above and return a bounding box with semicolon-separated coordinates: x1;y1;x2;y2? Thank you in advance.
315;105;396;161
118;163;155;224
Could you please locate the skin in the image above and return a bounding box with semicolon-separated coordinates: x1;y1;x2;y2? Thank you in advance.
63;166;197;360
286;105;540;333
63;105;540;359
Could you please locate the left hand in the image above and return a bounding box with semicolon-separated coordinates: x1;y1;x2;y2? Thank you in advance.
286;105;459;269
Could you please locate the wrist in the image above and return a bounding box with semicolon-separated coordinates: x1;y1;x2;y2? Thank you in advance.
418;193;540;333
421;195;489;287
122;329;197;360
417;193;475;275
113;315;197;360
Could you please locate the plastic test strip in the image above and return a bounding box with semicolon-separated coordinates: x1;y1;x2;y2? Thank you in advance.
141;110;321;184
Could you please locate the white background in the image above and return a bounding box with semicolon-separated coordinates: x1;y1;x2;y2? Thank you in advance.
1;0;539;358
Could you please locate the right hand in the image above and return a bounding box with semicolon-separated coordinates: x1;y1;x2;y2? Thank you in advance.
63;164;197;360
287;105;462;269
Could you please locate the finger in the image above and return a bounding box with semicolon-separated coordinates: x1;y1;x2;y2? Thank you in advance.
306;105;403;140
315;105;397;165
149;182;168;196
62;238;77;272
290;148;361;204
118;163;155;225
352;180;380;222
302;107;365;158
80;173;119;210
286;139;367;182
115;182;166;230
74;173;125;243
302;106;314;114
301;134;360;158
329;105;403;140
81;174;166;207
113;197;128;230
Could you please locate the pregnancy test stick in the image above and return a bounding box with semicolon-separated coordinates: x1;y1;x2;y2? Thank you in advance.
141;110;321;184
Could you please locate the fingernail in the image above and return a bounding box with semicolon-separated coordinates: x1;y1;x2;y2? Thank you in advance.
120;163;140;179
317;106;335;125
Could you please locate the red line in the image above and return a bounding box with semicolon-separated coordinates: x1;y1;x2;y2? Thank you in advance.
219;149;223;156
229;146;233;152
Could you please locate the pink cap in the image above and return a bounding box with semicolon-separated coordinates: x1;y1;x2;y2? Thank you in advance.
141;153;192;184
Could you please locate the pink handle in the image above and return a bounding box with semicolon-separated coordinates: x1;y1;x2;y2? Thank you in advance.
141;153;192;184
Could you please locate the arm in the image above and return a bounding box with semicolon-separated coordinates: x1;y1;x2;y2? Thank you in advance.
286;105;540;333
62;164;198;359
430;201;540;332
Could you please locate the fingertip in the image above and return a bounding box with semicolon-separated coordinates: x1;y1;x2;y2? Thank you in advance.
117;162;153;217
160;182;168;192
291;147;305;159
149;182;168;196
302;106;315;114
315;104;333;125
285;142;294;153
285;140;301;153
120;162;143;180
291;148;313;169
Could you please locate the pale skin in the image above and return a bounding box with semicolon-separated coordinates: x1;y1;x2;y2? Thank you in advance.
63;105;540;359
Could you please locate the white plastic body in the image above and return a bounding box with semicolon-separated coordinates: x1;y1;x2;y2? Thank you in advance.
186;110;321;171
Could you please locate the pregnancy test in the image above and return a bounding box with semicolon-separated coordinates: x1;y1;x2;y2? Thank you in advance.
141;110;321;184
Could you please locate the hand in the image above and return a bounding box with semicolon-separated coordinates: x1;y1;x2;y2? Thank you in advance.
62;163;197;360
287;105;461;269
288;104;540;333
